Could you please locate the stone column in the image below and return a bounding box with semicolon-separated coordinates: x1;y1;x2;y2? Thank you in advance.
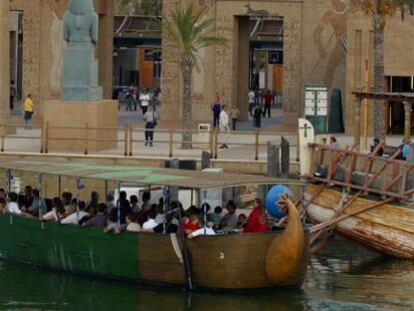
0;0;10;131
237;17;250;121
96;0;114;99
353;97;362;149
403;101;412;142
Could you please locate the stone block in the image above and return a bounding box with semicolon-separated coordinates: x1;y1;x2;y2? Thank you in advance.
61;47;103;101
43;100;118;152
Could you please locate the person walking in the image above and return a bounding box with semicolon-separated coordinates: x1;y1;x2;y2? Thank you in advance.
125;91;135;111
219;105;230;149
143;105;157;147
211;94;222;129
140;89;150;116
263;90;273;118
248;90;256;117
253;103;263;129
128;83;137;111
10;81;16;110
229;105;240;131
23;94;34;130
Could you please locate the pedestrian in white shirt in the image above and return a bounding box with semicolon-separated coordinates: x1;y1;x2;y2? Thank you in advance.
248;90;256;116
219;105;230;149
142;209;158;232
139;89;151;115
6;192;23;215
61;201;89;225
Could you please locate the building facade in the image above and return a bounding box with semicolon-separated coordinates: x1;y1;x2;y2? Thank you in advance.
161;0;414;135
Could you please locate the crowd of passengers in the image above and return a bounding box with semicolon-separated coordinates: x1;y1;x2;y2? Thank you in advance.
0;186;284;238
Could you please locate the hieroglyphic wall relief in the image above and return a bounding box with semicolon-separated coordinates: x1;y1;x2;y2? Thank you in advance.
311;0;357;89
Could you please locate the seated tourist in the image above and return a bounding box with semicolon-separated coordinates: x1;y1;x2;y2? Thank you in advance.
6;192;24;216
370;138;384;156
220;200;238;231
65;198;77;216
106;192;116;215
130;195;141;214
183;214;201;234
111;191;131;224
237;213;248;229
17;193;28;212
154;204;165;224
62;191;73;214
28;189;47;218
141;191;151;211
188;220;216;239
42;197;66;222
142;208;158;232
61;201;89;225
0;197;6;214
83;203;107;229
210;206;223;228
103;215;121;234
24;185;34;208
126;214;141;232
87;191;99;215
244;198;268;233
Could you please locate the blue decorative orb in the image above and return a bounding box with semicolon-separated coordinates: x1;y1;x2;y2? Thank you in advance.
265;185;292;218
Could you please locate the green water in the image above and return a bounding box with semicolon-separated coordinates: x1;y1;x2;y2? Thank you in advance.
0;237;412;311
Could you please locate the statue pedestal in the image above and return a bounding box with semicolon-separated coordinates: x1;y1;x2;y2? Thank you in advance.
43;100;118;152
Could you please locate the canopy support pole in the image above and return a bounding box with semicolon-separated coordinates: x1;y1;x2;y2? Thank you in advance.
202;190;207;235
38;173;43;219
76;178;83;224
6;169;11;195
58;175;61;197
104;180;108;205
162;186;169;234
117;182;122;226
404;101;412;142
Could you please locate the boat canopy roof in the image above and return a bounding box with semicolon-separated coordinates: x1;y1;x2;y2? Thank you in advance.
0;159;298;189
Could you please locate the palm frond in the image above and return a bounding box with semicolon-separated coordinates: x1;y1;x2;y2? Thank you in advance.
162;4;228;73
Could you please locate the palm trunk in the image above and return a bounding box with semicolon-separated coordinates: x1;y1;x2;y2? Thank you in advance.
372;14;386;140
181;56;193;149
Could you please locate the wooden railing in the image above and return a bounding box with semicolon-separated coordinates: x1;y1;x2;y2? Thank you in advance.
306;143;414;201
0;123;298;161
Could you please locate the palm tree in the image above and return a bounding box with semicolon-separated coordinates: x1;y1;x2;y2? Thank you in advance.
162;4;227;149
352;0;414;140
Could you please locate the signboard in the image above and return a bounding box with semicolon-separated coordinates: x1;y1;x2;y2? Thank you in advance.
305;85;328;134
268;51;283;64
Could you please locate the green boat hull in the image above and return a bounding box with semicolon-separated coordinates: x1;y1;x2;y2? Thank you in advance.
0;215;308;290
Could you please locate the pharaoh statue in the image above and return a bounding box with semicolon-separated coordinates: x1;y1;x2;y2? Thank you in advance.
61;0;103;101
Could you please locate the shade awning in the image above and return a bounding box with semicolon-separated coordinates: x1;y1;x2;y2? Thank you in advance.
0;159;301;189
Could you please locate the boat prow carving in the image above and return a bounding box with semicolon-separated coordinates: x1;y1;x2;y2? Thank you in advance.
265;199;306;285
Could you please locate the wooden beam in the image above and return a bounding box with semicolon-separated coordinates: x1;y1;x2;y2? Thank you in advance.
354;97;362;149
404;102;412;142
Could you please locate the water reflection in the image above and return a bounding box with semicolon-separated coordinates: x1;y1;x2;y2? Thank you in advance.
0;237;412;310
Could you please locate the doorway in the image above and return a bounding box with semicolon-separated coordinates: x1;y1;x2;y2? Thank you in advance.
387;76;414;134
9;11;23;113
236;15;284;120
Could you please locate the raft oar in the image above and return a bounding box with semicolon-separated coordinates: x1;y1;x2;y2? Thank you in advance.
310;197;395;234
177;207;194;291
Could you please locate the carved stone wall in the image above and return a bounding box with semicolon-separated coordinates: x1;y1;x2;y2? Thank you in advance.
8;0;113;115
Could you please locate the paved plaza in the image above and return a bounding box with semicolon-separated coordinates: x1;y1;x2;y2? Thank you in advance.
3;105;407;162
